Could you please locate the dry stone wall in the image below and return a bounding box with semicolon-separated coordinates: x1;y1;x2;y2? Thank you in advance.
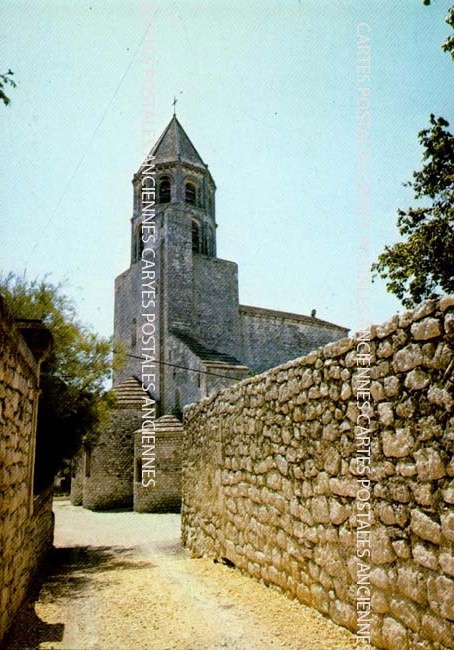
0;297;54;643
182;296;454;650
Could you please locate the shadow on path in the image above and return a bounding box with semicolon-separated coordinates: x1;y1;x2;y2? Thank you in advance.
2;603;64;650
42;545;155;601
3;545;155;649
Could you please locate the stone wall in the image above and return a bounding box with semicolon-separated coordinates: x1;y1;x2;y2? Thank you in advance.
182;296;454;650
0;297;54;643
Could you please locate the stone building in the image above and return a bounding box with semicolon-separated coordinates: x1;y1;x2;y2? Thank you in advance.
72;115;348;511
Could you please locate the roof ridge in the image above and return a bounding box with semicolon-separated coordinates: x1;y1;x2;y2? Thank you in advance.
174;115;181;157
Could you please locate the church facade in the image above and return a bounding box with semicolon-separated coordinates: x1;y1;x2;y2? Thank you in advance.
71;115;348;512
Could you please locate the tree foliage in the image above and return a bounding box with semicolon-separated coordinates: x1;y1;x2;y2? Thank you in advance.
442;6;454;57
0;273;120;490
0;70;16;106
422;2;454;58
372;115;454;308
373;5;454;308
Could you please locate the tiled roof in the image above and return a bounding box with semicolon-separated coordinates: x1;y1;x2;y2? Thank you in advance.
112;377;147;408
172;330;247;369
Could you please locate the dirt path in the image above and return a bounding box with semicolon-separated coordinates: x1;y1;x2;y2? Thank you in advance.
5;500;358;650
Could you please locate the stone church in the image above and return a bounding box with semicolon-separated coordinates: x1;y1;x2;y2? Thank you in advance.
71;115;348;512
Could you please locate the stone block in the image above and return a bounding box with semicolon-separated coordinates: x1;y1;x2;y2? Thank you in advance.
445;312;454;337
266;471;282;491
396;462;417;477
371;380;385;401
275;454;288;477
428;575;454;621
392;540;411;560
375;315;399;338
412;299;438;322
311;496;330;524
382;428;415;458
441;512;454;542
323;448;341;475
377;339;394;358
414;447;446;481
377;402;394;426
405;368;430;390
427;385;454;410
393;344;424;373
371;528;395;565
340;382;351;400
382;616;408;650
310;583;329;614
371;588;389;614
411;317;442;341
376;503;398;526
329;500;350;525
421;612;454;646
329;477;357;498
429;341;453;372
440;552;454;577
389;598;421;633
300;368;313;389
440;295;454;311
412;543;438;570
330;600;356;629
397;565;427;604
411;509;441;545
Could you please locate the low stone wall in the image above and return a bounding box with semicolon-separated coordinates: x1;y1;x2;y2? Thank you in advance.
182;296;454;650
0;297;54;643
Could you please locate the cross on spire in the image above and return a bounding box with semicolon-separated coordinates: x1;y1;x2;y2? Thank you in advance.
172;96;178;115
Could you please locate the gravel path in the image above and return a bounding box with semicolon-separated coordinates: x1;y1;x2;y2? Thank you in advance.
5;500;358;650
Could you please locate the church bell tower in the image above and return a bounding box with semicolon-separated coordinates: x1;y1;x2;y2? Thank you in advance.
114;115;245;415
131;115;217;268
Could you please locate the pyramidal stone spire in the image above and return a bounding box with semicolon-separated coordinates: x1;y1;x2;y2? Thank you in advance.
149;115;207;169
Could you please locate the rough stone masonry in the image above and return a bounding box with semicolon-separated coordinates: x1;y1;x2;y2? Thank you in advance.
181;295;454;650
0;297;54;644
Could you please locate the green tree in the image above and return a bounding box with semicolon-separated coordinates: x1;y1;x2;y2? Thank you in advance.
0;70;16;106
373;5;454;308
0;273;120;490
372;115;454;307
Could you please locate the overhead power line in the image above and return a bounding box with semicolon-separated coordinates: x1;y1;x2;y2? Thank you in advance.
124;352;247;382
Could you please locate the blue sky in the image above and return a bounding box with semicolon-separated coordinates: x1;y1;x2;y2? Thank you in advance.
1;0;453;338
